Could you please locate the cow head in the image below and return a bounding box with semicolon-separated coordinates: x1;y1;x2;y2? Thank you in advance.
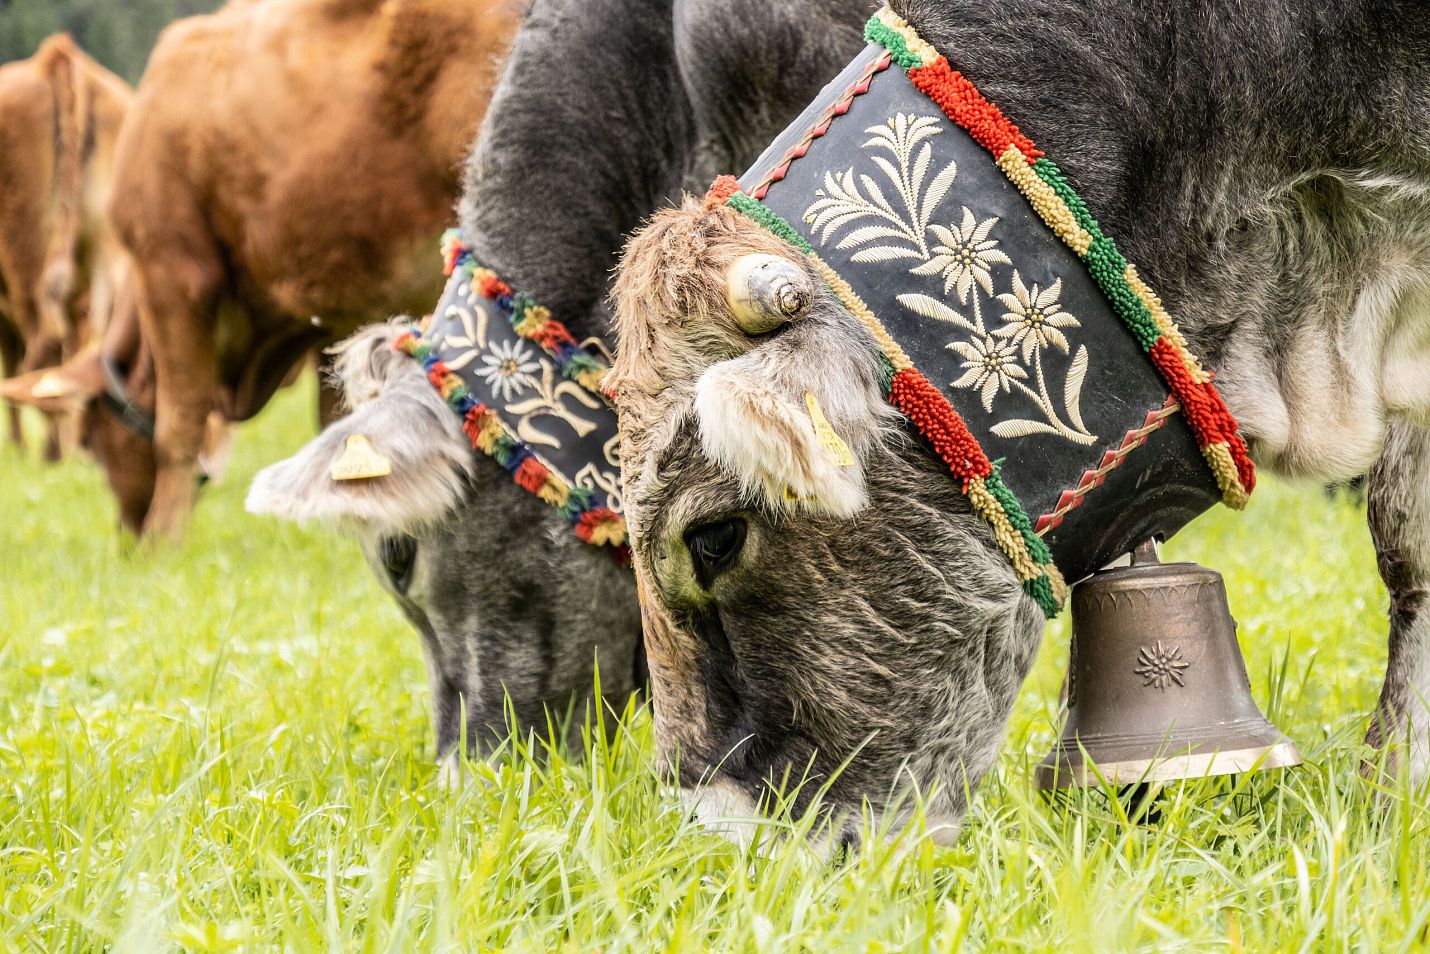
247;322;642;767
0;343;164;532
608;201;1044;843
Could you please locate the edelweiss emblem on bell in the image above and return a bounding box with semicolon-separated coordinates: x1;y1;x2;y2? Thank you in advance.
1134;642;1190;690
1038;540;1302;788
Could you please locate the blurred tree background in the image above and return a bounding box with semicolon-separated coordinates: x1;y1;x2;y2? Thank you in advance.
0;0;229;81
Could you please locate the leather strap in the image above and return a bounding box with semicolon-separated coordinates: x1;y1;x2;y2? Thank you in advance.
98;352;156;442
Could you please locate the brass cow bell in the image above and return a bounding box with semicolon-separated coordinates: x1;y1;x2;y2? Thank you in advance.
1038;539;1302;789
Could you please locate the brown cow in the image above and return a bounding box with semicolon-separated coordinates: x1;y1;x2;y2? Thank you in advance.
0;35;132;460
3;0;521;534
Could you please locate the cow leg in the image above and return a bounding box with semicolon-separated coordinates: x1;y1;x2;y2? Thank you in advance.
18;330;65;462
37;257;75;354
138;254;221;542
36;256;80;462
1365;419;1430;783
0;322;23;447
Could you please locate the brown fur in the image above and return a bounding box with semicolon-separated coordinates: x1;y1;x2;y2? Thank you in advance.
608;200;817;498
0;35;132;459
9;0;521;536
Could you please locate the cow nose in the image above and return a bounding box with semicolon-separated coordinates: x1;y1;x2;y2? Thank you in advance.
684;517;747;588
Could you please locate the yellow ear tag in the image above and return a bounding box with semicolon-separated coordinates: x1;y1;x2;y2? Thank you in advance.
32;371;70;399
804;392;854;467
330;433;392;481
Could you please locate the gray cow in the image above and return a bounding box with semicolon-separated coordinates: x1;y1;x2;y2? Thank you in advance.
247;0;871;766
610;0;1430;844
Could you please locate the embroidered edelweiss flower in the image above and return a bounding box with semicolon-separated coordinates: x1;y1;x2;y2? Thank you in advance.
478;339;540;401
949;334;1027;412
913;207;1012;302
993;272;1081;362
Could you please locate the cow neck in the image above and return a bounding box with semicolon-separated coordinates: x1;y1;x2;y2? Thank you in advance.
395;231;629;562
708;6;1255;617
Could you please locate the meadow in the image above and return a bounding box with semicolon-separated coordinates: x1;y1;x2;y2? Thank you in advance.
1;378;1425;952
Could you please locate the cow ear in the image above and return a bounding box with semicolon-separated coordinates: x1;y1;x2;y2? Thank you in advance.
691;316;897;517
246;325;474;537
0;350;105;413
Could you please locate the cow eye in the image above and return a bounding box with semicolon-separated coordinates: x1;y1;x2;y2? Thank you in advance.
685;518;747;588
379;535;418;593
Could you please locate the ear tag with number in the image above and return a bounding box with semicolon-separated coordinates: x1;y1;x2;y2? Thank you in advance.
804;392;854;467
330;433;392;481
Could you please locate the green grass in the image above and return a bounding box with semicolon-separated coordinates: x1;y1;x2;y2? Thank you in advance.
1;378;1426;952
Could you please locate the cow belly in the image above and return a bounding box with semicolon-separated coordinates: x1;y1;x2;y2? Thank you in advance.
1217;270;1428;483
251;224;444;327
1382;285;1430;426
228;132;452;326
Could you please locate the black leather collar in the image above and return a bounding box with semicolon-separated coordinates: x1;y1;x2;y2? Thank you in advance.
739;44;1222;585
98;353;156;442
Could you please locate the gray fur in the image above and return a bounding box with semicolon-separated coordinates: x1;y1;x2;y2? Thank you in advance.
249;321;643;757
612;0;1430;839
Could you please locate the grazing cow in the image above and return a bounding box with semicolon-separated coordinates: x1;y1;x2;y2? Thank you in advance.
2;0;521;535
0;35;131;460
247;0;870;761
610;0;1430;842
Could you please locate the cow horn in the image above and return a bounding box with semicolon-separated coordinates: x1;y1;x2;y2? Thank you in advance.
725;254;812;334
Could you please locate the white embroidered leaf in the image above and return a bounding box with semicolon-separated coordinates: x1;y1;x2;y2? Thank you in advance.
553;380;603;412
970;214;1000;244
1037;277;1064;308
910;255;952;276
870;155;903;197
862;122;897;152
515;417;561;448
928;223;958;249
991;419;1062;439
911;142;932;198
859;173;895;215
922;161;959;228
850;246;923;264
1064;345;1091;433
908;115;942;144
950;367;984;389
980;374;1000;411
836;225;916;248
444;350;480;372
973;268;997;297
808;204;871;238
898;293;978;332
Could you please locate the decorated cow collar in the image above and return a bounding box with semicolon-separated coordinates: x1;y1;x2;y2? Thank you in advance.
395;231;628;560
708;6;1254;617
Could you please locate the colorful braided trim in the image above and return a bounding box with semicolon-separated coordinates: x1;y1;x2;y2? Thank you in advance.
440;229;608;396
395;327;629;562
865;7;1254;508
710;176;1066;617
